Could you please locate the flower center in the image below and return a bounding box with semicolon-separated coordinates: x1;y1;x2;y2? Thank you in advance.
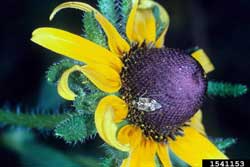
120;45;207;142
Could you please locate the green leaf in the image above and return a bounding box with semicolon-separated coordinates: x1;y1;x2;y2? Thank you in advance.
98;0;118;27
55;113;97;144
212;138;237;153
0;109;68;129
83;12;107;48
207;81;248;97
119;0;132;37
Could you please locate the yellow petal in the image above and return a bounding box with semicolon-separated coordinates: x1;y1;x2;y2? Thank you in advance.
192;49;215;74
80;65;121;93
157;144;172;167
126;0;169;46
135;9;156;44
126;0;156;44
189;110;206;136
169;127;228;167
57;65;81;100
118;125;158;167
95;96;129;151
117;125;142;148
31;27;123;72
129;139;157;167
126;0;139;42
49;1;130;55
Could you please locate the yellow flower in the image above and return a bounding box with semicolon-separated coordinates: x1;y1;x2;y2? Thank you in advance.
31;0;225;166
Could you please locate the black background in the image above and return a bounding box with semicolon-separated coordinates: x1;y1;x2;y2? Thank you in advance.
0;0;250;166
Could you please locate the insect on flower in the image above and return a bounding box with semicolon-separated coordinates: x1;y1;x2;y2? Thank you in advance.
132;97;162;112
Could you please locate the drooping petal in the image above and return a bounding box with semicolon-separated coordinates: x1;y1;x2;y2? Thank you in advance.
126;0;156;44
139;0;170;45
31;27;123;72
57;63;121;100
49;1;130;55
169;127;228;167
94;13;130;55
189;110;206;136
57;65;82;100
126;0;169;46
95;96;129;151
157;144;172;167
192;49;215;74
80;65;121;93
154;2;170;48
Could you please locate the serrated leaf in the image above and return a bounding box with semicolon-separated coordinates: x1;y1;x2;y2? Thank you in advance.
207;81;248;97
98;0;118;27
212;138;237;153
119;0;132;38
55;113;96;143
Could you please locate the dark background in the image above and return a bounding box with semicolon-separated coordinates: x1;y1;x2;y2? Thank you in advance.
0;0;250;166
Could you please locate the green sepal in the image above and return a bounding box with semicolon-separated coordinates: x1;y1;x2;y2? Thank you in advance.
60;66;106;114
207;81;248;97
46;59;80;84
155;155;163;167
101;157;117;167
152;5;166;38
169;149;188;167
101;144;129;167
73;81;106;113
54;113;97;144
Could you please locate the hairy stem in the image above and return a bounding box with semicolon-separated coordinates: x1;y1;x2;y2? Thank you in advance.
0;109;68;129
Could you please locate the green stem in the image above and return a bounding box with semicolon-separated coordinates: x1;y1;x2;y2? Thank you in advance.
0;109;69;129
